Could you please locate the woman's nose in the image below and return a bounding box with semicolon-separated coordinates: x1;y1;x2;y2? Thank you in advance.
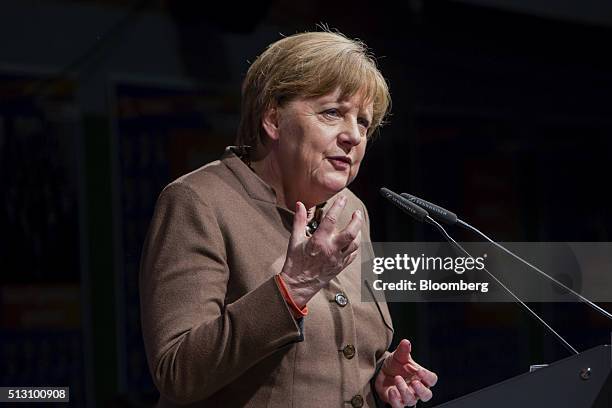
338;118;362;147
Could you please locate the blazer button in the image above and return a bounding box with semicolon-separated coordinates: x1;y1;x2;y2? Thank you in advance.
350;394;364;408
335;292;348;307
342;344;356;359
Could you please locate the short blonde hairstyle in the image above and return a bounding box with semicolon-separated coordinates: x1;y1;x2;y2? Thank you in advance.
237;30;391;148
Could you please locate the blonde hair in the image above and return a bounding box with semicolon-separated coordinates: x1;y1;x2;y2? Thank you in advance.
237;30;391;148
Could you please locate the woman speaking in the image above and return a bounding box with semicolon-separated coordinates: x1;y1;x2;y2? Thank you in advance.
140;30;437;408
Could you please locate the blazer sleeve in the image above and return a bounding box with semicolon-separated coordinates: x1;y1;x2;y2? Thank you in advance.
139;182;303;404
370;351;392;407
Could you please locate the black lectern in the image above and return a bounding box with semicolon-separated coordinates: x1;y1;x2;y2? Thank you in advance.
435;345;611;408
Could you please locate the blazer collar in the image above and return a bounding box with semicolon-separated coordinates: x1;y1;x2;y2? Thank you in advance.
221;146;278;204
221;146;328;231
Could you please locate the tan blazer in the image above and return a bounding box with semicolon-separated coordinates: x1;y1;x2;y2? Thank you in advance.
140;147;394;407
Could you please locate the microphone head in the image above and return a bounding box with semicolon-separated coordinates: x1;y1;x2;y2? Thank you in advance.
380;187;429;222
401;193;458;225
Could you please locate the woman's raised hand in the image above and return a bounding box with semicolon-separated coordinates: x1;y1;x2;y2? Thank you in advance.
280;195;363;307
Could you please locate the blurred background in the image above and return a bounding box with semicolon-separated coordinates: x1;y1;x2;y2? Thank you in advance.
1;0;611;406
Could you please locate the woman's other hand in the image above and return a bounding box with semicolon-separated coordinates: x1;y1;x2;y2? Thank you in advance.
375;339;438;407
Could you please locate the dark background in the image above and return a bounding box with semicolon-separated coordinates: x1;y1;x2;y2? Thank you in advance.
1;0;611;406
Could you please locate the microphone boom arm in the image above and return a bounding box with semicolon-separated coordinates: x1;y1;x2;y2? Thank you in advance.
426;216;579;355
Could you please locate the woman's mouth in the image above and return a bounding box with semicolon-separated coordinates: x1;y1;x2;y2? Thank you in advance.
327;156;351;170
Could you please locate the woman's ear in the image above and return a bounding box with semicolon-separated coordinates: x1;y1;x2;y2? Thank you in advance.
261;106;281;141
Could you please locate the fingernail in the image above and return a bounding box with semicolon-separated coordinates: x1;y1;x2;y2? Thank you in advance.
355;209;361;218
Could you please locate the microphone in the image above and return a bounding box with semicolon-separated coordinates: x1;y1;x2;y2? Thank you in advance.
381;187;580;355
402;192;612;322
380;188;428;222
401;193;457;225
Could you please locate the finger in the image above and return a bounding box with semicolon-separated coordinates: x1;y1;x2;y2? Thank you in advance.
341;239;359;256
335;209;362;247
412;379;433;402
395;376;417;407
383;339;414;376
343;251;358;269
417;368;438;388
316;195;346;235
387;388;404;408
342;230;361;255
406;383;418;406
290;201;308;247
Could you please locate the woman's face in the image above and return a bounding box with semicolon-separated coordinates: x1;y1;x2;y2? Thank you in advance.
267;87;373;207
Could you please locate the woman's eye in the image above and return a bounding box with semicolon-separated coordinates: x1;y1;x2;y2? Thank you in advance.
323;108;340;117
358;118;370;128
